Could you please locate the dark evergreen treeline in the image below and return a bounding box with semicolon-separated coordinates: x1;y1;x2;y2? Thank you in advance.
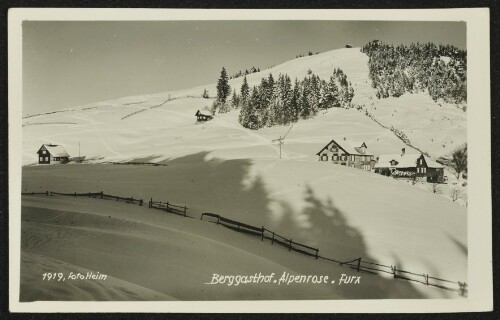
211;67;354;130
229;66;261;80
361;40;467;104
295;51;320;58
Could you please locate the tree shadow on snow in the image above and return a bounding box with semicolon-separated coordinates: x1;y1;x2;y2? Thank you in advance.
151;153;429;298
272;186;431;299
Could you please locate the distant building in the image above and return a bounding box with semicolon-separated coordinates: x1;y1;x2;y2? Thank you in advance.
37;144;70;164
316;138;375;171
374;148;445;182
195;110;213;122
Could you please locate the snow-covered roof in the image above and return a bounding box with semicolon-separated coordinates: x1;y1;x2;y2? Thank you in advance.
374;153;444;169
39;144;70;157
317;138;372;156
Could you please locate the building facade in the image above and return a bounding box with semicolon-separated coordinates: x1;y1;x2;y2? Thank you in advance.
316;138;375;171
37;144;70;164
374;149;445;182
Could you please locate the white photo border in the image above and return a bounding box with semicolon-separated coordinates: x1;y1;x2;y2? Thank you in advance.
8;8;492;313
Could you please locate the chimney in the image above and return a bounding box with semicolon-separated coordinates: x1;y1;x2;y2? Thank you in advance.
401;148;405;156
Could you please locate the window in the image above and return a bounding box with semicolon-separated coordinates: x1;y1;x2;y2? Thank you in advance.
417;168;420;173
422;168;426;174
351;155;355;161
39;157;43;161
341;155;347;161
330;146;338;152
45;157;48;162
42;150;46;154
333;155;339;161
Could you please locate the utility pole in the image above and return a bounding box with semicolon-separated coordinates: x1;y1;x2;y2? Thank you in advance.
272;136;284;159
271;123;293;159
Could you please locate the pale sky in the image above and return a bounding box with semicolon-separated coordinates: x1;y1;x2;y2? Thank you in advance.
22;20;466;115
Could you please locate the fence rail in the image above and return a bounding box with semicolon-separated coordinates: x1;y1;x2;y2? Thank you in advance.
22;190;143;206
21;191;49;196
201;213;264;236
262;227;319;259
104;161;165;167
200;213;319;259
149;198;188;217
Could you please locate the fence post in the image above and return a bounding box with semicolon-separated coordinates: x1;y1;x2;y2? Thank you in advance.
392;265;398;279
261;226;264;241
271;232;275;245
289;239;292;251
356;257;361;272
424;274;429;285
217;216;220;225
50;191;53;196
74;192;76;197
184;206;187;217
150;197;152;208
458;282;467;297
315;249;319;260
46;191;49;196
139;199;143;206
88;192;91;198
101;191;104;199
167;202;170;211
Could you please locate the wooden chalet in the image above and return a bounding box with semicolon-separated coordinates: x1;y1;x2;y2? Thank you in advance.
316;138;375;171
195;110;213;122
37;144;70;164
374;148;445;182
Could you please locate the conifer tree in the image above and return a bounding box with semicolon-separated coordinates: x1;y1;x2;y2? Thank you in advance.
240;76;250;104
216;67;231;104
202;88;209;99
231;89;240;109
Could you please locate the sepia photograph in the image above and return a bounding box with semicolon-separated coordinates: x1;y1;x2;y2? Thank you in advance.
8;8;492;313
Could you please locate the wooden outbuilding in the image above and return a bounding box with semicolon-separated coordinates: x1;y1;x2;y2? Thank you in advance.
195;110;213;122
374;149;445;182
37;144;70;164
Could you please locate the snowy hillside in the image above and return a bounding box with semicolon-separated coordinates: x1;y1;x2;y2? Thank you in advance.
22;47;466;165
21;47;468;299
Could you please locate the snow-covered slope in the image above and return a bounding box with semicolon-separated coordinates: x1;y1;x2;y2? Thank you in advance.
21;47;468;299
22;47;466;165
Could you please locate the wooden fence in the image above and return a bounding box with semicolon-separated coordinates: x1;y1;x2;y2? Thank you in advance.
21;191;50;196
22;190;144;206
105;161;165;167
200;213;264;237
149;198;188;217
262;227;319;259
200;212;464;295
200;213;320;259
22;190;467;296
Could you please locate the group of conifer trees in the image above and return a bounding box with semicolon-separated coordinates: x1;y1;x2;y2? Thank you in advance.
211;67;355;130
361;40;467;104
229;66;260;80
